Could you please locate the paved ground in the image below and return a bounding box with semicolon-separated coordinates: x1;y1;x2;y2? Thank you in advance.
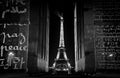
0;72;120;78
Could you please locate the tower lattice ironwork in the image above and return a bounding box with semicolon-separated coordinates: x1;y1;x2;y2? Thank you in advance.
50;13;72;74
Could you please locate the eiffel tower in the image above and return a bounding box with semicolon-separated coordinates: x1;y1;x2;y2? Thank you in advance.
51;13;72;74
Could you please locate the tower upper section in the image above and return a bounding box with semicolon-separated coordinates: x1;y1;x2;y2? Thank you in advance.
58;14;65;47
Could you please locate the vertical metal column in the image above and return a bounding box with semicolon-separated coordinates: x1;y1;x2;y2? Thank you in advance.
45;5;49;72
74;3;78;72
74;1;85;72
36;3;50;72
80;0;85;71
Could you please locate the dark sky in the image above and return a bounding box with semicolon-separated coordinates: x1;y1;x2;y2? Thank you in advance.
49;1;75;67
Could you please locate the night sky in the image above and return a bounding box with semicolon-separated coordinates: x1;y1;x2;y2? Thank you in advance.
49;0;75;67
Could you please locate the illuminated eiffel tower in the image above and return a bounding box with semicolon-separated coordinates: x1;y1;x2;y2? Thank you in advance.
51;13;72;74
